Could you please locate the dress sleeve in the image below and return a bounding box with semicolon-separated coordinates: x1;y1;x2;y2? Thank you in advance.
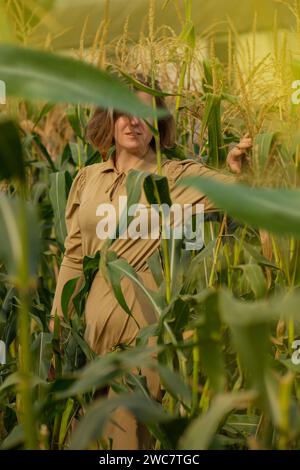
166;158;237;212
50;167;87;320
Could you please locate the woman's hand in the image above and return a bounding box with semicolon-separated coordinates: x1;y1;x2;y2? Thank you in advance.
226;133;252;174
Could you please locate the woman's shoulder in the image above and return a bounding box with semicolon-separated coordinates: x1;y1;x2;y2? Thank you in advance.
71;163;99;192
77;160;110;182
162;157;205;181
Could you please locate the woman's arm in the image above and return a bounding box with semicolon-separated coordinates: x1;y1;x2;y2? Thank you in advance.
49;167;87;332
165;134;252;212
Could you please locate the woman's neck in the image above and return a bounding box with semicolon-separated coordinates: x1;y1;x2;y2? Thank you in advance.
114;145;155;173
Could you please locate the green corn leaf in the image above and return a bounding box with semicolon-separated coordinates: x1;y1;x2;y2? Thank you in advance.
254;132;281;172
177;176;300;238
70;392;171;450
235;263;267;299
49;171;69;248
0;118;25;183
179;391;257;449
0;44;168;119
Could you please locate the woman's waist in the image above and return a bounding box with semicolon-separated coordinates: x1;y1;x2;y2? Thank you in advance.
93;261;152;277
86;237;160;267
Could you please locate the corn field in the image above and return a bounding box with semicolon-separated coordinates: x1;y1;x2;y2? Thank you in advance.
1;0;300;451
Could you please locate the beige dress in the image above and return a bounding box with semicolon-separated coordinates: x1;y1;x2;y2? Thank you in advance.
50;150;234;449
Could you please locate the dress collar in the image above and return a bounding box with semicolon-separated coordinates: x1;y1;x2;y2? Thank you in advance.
98;148;168;175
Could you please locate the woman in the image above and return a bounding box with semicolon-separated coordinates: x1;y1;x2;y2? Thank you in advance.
49;75;251;449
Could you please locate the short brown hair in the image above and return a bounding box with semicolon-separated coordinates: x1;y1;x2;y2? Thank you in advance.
85;73;176;157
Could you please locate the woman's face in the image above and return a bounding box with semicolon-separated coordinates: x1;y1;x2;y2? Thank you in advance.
114;91;154;153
